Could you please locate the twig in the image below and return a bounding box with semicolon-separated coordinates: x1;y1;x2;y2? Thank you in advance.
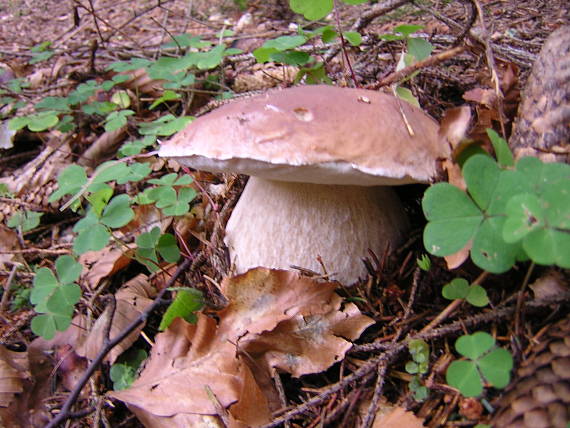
0;265;18;313
333;0;359;87
368;46;466;89
514;262;535;337
0;196;55;213
352;0;412;32
45;258;192;428
0;247;72;256
470;0;507;137
360;363;388;428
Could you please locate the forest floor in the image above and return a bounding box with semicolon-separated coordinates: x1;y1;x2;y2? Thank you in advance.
0;0;569;427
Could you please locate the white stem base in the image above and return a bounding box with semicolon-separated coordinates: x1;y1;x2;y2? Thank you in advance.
224;177;409;284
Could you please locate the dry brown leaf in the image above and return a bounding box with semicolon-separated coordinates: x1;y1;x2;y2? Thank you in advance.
463;87;498;109
372;406;425;428
0;345;29;407
78;126;128;168
110;268;374;427
77;274;156;364
110;317;271;426
242;294;374;377
121;204;172;237
79;246;133;291
529;270;570;300
444;240;473;270
0;346;54;427
232;64;298;92
0;225;24;269
53;345;88;393
118;68;165;98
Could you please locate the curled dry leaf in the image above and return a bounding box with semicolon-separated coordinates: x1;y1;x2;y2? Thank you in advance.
79;246;133;291
0;345;54;427
372;406;425;428
0;345;29;407
529;270;570;300
118;68;165;98
78;126;128;168
110;268;374;427
0;225;24;269
77;274;156;364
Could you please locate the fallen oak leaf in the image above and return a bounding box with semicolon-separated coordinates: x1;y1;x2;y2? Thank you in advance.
242;293;374;377
109;268;374;427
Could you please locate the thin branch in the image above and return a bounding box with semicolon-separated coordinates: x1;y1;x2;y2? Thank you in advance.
368;45;466;89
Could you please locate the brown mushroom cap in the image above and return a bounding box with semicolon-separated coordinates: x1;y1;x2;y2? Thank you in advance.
159;85;446;185
159;85;447;284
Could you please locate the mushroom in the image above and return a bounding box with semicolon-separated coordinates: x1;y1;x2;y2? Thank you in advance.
159;85;447;284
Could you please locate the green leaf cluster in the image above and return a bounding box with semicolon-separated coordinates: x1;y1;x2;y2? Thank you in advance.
406;339;429;375
442;278;489;307
110;349;148;390
7;210;43;232
406;339;430;401
423;131;570;273
253;26;360;84
29;41;55;64
30;255;82;340
73;194;135;254
416;254;431;271
141;173;197;216
138;114;193;137
446;332;513;397
135;227;180;272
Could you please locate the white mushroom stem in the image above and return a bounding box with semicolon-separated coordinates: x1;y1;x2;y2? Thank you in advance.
224;177;409;284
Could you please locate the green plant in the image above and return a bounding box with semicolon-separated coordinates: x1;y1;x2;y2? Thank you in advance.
416;254;431;271
446;331;513;397
30;255;82;340
110;348;148;390
29;41;54;64
158;287;204;331
7;209;43;232
135;227;180;272
442;278;489;307
140;173;197;217
379;24;434;106
405;339;430;401
8;282;32;311
288;0;367;21
423;130;570;273
253;27;359;84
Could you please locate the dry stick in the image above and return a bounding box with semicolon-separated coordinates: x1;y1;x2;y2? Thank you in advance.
44;257;192;428
352;0;413;32
360;363;388;428
259;293;569;428
368;46;467;89
333;0;359;87
0;265;17;313
361;268;420;428
470;0;507;136
514;262;535;337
